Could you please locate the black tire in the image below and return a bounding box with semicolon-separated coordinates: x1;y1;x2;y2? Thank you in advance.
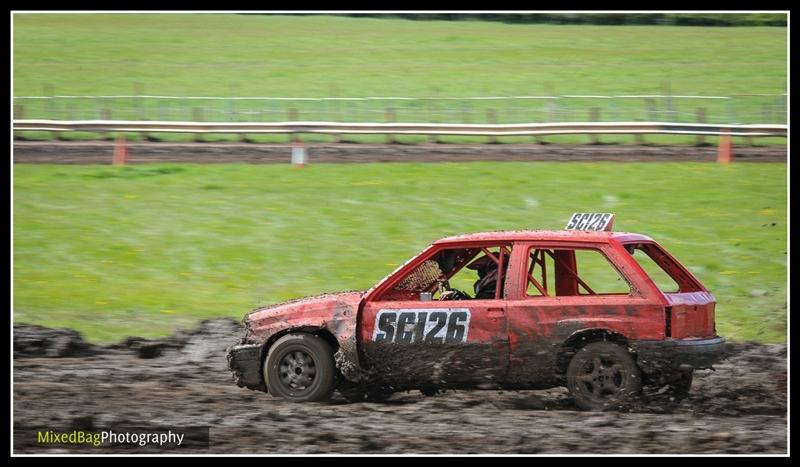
566;341;642;411
264;333;336;402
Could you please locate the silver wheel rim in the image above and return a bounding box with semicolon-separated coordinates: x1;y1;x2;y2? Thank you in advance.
574;353;629;402
278;349;317;391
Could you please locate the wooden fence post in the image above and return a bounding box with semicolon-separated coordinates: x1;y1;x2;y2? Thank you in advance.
288;107;298;143
487;108;498;143
696;107;707;146
192;107;204;142
589;107;600;144
428;99;438;144
101;108;112;140
385;107;396;144
13;104;24;140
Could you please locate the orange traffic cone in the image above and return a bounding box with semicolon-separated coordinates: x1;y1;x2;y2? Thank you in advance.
717;129;732;164
113;135;127;165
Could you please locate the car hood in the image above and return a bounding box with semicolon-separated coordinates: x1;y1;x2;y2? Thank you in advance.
244;291;364;342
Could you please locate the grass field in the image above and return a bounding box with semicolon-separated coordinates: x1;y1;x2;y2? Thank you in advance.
13;162;787;343
13;14;787;144
13;14;787;96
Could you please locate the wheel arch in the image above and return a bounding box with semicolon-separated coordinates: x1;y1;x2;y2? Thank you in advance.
264;327;340;357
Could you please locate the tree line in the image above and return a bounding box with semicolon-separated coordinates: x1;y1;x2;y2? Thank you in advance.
336;13;786;27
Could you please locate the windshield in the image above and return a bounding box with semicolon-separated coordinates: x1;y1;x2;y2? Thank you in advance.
364;244;436;299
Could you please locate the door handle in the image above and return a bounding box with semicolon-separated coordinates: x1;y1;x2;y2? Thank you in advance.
487;308;505;318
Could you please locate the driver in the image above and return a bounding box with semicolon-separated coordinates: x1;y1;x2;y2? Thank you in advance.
468;251;509;299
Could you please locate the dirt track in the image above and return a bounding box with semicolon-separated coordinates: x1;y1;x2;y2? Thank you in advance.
13;320;787;454
13;141;787;164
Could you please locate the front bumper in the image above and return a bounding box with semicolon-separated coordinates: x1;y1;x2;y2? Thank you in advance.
226;343;266;392
631;336;726;373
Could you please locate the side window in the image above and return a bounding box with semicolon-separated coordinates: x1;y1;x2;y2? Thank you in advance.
525;248;555;296
526;247;631;297
573;250;631;295
380;244;511;301
448;245;511;300
625;243;702;293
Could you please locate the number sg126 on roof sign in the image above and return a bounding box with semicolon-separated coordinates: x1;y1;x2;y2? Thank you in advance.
565;213;615;231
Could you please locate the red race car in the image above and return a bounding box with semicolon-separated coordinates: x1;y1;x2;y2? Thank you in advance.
227;214;725;410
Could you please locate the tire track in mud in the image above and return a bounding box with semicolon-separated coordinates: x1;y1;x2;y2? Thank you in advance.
13;142;787;164
13;320;787;454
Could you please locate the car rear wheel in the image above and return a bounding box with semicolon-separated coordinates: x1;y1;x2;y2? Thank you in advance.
264;333;336;402
566;341;642;411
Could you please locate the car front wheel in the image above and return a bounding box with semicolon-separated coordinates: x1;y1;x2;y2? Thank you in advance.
566;341;642;411
264;333;336;402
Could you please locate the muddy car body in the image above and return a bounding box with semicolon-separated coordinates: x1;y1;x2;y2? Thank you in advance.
228;224;725;409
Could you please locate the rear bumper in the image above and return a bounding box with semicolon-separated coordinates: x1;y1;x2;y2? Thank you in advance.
226;343;266;392
631;336;726;373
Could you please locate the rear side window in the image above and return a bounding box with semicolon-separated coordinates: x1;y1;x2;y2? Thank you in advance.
526;247;631;297
574;250;631;295
625;243;703;293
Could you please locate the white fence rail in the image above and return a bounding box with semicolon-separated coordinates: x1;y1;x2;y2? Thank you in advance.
12;119;788;137
16;94;787;100
13;94;788;126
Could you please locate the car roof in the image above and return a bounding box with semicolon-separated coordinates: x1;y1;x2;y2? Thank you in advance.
433;230;654;245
